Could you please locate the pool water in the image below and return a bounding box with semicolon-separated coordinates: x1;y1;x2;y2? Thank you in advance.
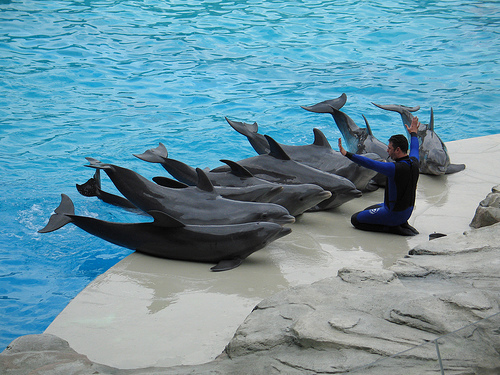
0;0;499;349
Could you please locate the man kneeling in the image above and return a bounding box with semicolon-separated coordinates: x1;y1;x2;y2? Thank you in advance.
338;116;421;236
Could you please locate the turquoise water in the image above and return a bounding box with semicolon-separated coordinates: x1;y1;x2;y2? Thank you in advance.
0;0;498;349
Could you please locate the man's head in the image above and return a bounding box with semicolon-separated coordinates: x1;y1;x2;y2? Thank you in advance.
387;134;409;159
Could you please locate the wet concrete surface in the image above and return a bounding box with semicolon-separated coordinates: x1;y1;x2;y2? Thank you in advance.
45;134;500;369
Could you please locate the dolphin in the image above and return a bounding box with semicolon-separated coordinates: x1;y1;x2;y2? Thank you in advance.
38;194;291;271
152;175;283;203
78;169;283;205
372;103;466;175
83;158;295;226
302;103;389;159
227;93;347;155
210;135;362;210
76;168;139;210
225;118;381;192
134;145;333;216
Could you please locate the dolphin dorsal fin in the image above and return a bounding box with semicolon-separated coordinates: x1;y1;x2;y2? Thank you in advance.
148;210;185;228
312;128;332;148
195;168;217;194
362;115;373;136
429;108;434;131
264;135;291;160
219;159;254;178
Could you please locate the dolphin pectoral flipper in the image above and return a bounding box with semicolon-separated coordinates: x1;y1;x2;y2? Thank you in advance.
211;258;244;272
152;176;190;188
134;143;168;164
148;210;185;228
38;194;74;233
300;93;347;113
445;163;466;174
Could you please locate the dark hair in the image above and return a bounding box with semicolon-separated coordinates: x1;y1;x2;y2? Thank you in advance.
388;134;409;153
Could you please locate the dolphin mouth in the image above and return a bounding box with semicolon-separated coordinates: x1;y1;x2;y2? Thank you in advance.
277;226;292;239
273;214;296;225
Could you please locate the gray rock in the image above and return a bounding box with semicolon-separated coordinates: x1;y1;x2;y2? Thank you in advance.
2;219;500;374
470;184;500;228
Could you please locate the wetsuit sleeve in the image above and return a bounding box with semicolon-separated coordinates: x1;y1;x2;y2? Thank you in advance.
346;152;395;177
409;133;419;160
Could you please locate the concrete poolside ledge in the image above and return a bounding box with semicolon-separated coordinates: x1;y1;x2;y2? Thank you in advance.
1;134;499;374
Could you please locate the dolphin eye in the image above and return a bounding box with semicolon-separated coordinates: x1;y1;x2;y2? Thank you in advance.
261;213;268;220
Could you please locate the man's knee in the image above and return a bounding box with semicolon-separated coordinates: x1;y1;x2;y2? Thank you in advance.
351;212;361;228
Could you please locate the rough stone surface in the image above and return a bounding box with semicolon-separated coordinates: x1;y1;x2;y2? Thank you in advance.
470;184;500;228
2;226;500;374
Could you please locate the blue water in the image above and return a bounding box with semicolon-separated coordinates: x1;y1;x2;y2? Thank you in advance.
0;0;499;349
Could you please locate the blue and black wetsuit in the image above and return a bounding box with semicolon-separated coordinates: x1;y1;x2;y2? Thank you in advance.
345;133;420;235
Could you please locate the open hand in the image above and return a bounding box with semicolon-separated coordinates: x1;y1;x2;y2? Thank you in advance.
406;116;420;134
338;138;347;156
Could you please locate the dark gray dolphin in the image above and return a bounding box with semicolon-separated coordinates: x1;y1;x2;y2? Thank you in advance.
227;93;347;155
210;135;362;210
225;118;381;192
134;145;333;216
38;194;291;271
372;103;466;175
84;158;295;226
76;169;138;210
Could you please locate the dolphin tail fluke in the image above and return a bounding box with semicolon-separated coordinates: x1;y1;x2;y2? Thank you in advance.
225;117;270;155
211;258;244;272
134;143;168;164
38;194;74;233
301;93;347;113
225;117;258;136
76;169;101;197
371;103;420;113
372;103;420;129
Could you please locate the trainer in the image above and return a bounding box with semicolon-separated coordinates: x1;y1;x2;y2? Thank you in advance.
338;116;421;236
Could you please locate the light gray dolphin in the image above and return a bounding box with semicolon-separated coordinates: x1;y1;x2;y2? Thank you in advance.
225;118;382;192
38;194;291;271
228;93;347;155
210;135;362;210
152;175;283;203
84;158;295;226
78;169;283;205
372;103;466;175
134;145;333;216
303;103;389;159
